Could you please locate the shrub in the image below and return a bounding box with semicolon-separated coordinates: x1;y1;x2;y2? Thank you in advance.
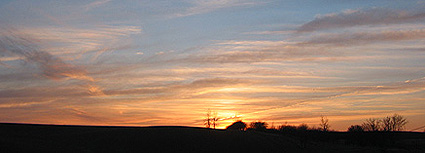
226;120;247;131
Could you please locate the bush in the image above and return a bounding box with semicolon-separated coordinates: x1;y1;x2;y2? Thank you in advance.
226;121;247;131
278;125;297;133
248;122;268;131
297;124;309;131
348;125;364;132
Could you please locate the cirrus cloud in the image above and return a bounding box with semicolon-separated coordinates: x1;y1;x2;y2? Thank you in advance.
298;8;425;32
0;30;104;96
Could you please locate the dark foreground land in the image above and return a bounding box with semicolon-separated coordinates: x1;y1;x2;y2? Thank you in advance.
0;123;424;153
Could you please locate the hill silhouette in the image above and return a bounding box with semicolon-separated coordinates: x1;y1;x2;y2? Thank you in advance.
0;123;422;153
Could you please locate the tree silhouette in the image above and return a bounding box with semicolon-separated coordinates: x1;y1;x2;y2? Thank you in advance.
278;124;297;133
347;125;365;146
204;109;220;129
249;121;268;131
297;123;309;131
296;124;309;148
382;114;408;131
212;111;219;129
226;120;247;131
362;118;381;131
348;125;364;132
319;115;330;132
204;109;212;128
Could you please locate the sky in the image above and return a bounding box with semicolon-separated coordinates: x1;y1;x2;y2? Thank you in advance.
0;0;425;131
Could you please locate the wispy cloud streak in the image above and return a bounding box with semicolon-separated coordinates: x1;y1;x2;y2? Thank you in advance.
84;0;112;11
298;8;425;32
174;0;261;17
104;77;253;96
18;25;141;58
301;29;425;46
0;30;103;95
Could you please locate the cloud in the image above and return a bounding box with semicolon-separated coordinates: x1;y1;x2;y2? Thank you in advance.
0;33;92;81
158;26;425;65
347;77;425;96
243;30;295;35
297;77;425;98
104;77;254;96
301;29;425;46
298;8;425;32
17;25;141;59
0;87;90;98
230;76;425;123
84;0;112;11
0;31;104;96
0;100;53;108
172;40;335;64
98;74;425;111
174;0;261;17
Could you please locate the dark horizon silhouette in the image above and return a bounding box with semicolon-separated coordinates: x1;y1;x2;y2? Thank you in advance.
1;122;425;153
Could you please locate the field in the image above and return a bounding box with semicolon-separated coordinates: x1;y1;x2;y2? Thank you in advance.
1;123;424;153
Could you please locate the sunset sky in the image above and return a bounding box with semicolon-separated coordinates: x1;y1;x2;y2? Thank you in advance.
1;0;425;131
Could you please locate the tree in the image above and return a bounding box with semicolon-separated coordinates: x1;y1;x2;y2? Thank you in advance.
362;118;381;131
212;111;220;129
381;116;392;131
348;125;364;132
270;122;276;130
226;120;247;131
319;115;330;132
249;121;268;131
297;123;309;131
204;109;212;128
296;124;309;148
204;109;220;129
347;125;365;145
278;125;297;133
391;114;408;131
382;114;408;131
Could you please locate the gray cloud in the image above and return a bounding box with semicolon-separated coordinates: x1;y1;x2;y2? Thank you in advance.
84;0;112;11
0;86;92;98
0;33;90;81
301;29;425;46
173;0;262;17
157;27;425;65
171;43;335;64
0;30;103;95
298;8;425;32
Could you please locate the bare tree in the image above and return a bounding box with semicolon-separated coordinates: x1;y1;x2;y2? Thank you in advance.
211;111;219;129
204;109;220;129
270;122;275;130
204;109;212;128
391;114;408;131
382;116;392;131
362;118;381;131
382;114;408;131
319;115;330;132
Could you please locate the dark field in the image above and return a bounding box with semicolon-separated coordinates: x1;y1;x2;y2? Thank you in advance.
0;123;424;153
